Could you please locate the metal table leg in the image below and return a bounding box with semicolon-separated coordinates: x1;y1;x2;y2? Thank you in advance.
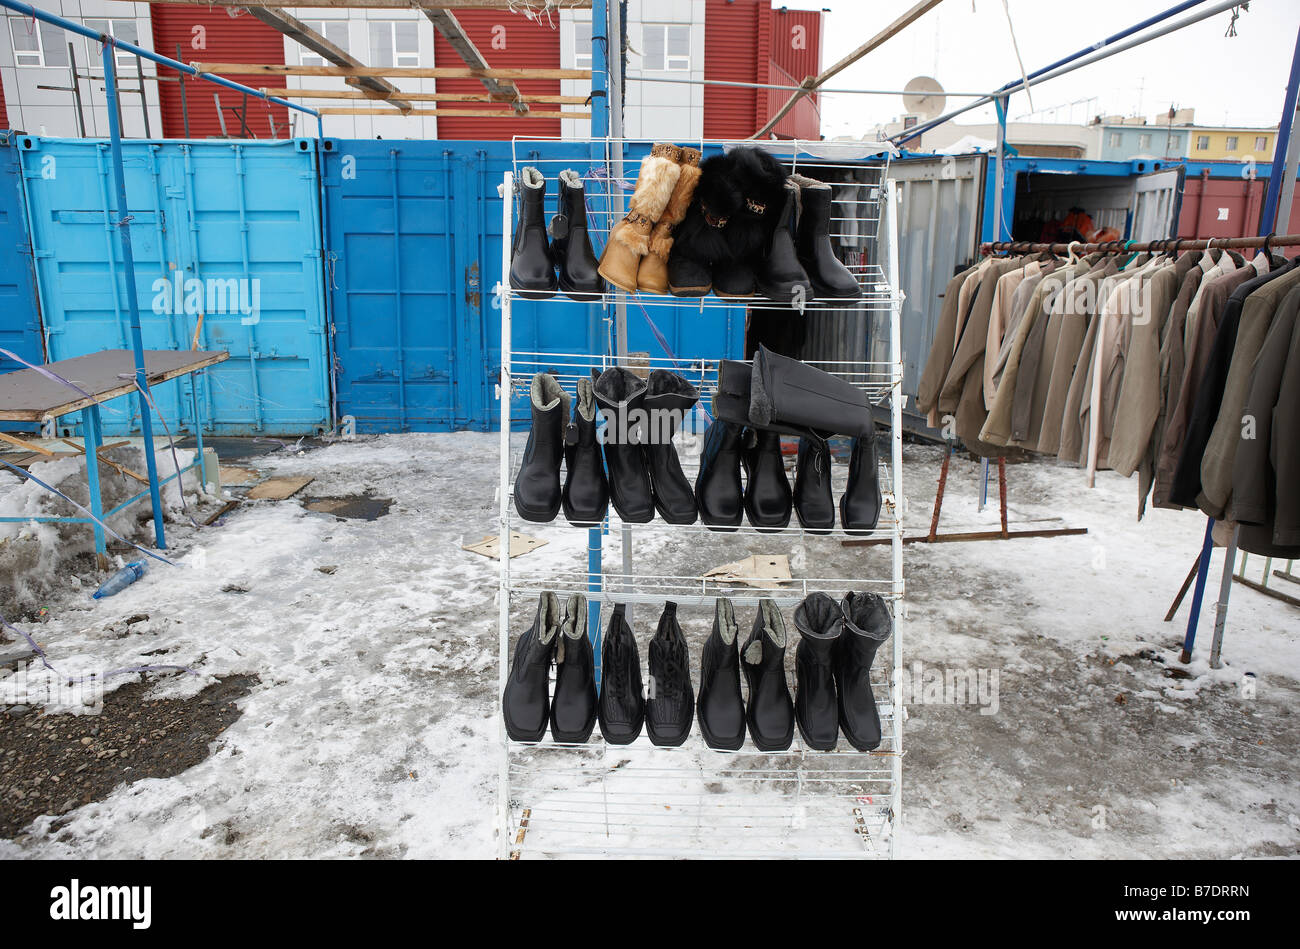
82;403;108;567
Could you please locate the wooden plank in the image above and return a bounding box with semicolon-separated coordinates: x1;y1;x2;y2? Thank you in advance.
317;107;589;118
194;63;591;80
0;350;230;422
0;431;53;455
243;7;412;112
246;475;314;500
59;438;150;484
423;8;525;113
1233;574;1300;609
842;527;1089;548
262;88;589;105
463;531;548;560
219;465;261;486
141;0;591;9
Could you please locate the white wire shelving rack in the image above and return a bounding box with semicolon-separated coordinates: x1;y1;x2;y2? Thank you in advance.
496;137;906;859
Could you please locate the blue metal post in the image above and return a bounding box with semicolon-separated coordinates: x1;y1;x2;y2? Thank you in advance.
1261;25;1300;233
1181;518;1216;662
82;404;107;563
102;42;166;550
587;0;612;680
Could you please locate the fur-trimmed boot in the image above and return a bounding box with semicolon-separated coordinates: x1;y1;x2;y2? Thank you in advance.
597;143;682;292
551;169;603;301
636;147;702;294
513;373;569;523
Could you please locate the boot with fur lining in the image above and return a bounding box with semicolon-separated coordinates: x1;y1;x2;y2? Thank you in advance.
636;148;702;294
597;143;682;292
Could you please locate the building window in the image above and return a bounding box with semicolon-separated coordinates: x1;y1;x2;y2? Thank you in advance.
1225;135;1238;151
572;19;592;70
642;24;690;72
903;115;918;130
83;19;140;71
1108;131;1121;148
1196;135;1209;151
369;20;419;69
1255;135;1268;151
298;20;349;67
1138;133;1151;150
9;16;69;67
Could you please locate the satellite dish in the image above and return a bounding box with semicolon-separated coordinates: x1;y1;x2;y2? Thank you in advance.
903;76;946;120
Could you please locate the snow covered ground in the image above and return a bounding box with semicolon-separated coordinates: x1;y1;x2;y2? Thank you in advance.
0;432;1296;859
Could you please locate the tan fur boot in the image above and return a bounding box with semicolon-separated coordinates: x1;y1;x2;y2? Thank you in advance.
636;148;702;294
597;143;682;292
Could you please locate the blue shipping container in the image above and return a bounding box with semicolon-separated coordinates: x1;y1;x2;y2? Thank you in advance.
16;135;330;436
0;131;43;376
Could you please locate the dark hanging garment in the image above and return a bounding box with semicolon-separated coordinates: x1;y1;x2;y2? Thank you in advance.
1168;259;1300;507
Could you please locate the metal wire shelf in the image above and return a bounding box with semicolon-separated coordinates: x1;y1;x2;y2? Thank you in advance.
496;142;906;860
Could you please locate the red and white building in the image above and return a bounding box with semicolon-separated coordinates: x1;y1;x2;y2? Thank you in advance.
1;1;823;140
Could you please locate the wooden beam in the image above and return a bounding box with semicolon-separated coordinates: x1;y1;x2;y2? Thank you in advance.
140;0;590;9
423;8;526;113
841;527;1089;548
263;88;589;104
194;63;591;80
751;0;946;139
0;431;53;455
242;7;412;112
317;107;590;118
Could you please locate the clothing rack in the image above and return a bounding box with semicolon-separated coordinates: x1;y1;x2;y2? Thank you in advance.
979;229;1300;670
980;234;1300;256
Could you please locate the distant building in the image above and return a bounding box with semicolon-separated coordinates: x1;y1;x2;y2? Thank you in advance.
1094;109;1276;163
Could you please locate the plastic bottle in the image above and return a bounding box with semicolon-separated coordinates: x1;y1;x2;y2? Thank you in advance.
92;561;147;600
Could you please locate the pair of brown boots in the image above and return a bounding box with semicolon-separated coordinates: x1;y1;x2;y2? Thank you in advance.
596;144;702;294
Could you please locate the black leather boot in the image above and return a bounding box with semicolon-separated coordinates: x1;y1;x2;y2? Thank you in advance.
667;252;711;296
593;367;654;523
841;429;883;535
751;345;872;439
501;592;562;742
836;591;892;751
697;597;744;750
793;592;842;750
550;595;596;742
792;174;861;299
646;601;694;747
551;169;603;301
756;178;813;303
508;166;558;299
742;429;792;531
713;259;757;298
598;603;645;745
695;419;745;531
741;598;794;751
513;373;568;522
562;376;609;526
644;369;698;524
793;435;835;534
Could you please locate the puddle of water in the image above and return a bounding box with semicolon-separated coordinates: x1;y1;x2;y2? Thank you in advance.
302;495;393;521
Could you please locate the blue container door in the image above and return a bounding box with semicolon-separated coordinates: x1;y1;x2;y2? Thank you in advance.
0;132;43;376
18;137;329;436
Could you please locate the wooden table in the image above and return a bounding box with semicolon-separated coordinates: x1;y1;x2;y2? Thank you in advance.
0;349;229;564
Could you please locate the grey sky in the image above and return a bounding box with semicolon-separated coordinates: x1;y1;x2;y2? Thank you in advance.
790;0;1300;138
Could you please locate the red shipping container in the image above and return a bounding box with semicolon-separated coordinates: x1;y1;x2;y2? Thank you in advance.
1176;170;1264;241
0;78;9;130
768;6;820;140
431;11;561;141
703;0;771;140
150;4;288;139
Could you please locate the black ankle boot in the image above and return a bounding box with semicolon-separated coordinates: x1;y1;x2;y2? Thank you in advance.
644;369;698;524
551;169;603;301
593;367;654;523
836;591;892;751
713;259;757;297
793;174;861;299
667;252;711;296
742;429;792;531
562;376;609;526
646;601;694;747
793;436;835;534
697;597;744;750
695;419;745;531
841;428;883;535
550;595;596;742
756;178;812;303
502;592;562;742
509;166;558;299
793;592;842;750
513;373;568;522
598;603;644;745
741;599;794;751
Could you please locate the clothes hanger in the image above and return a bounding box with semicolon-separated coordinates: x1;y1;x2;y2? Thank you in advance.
1067;240;1082;266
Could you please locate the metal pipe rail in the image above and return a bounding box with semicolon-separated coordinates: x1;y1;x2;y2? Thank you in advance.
980;234;1300;256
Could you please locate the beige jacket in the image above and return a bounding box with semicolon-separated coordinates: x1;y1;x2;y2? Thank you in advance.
917;262;982;428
